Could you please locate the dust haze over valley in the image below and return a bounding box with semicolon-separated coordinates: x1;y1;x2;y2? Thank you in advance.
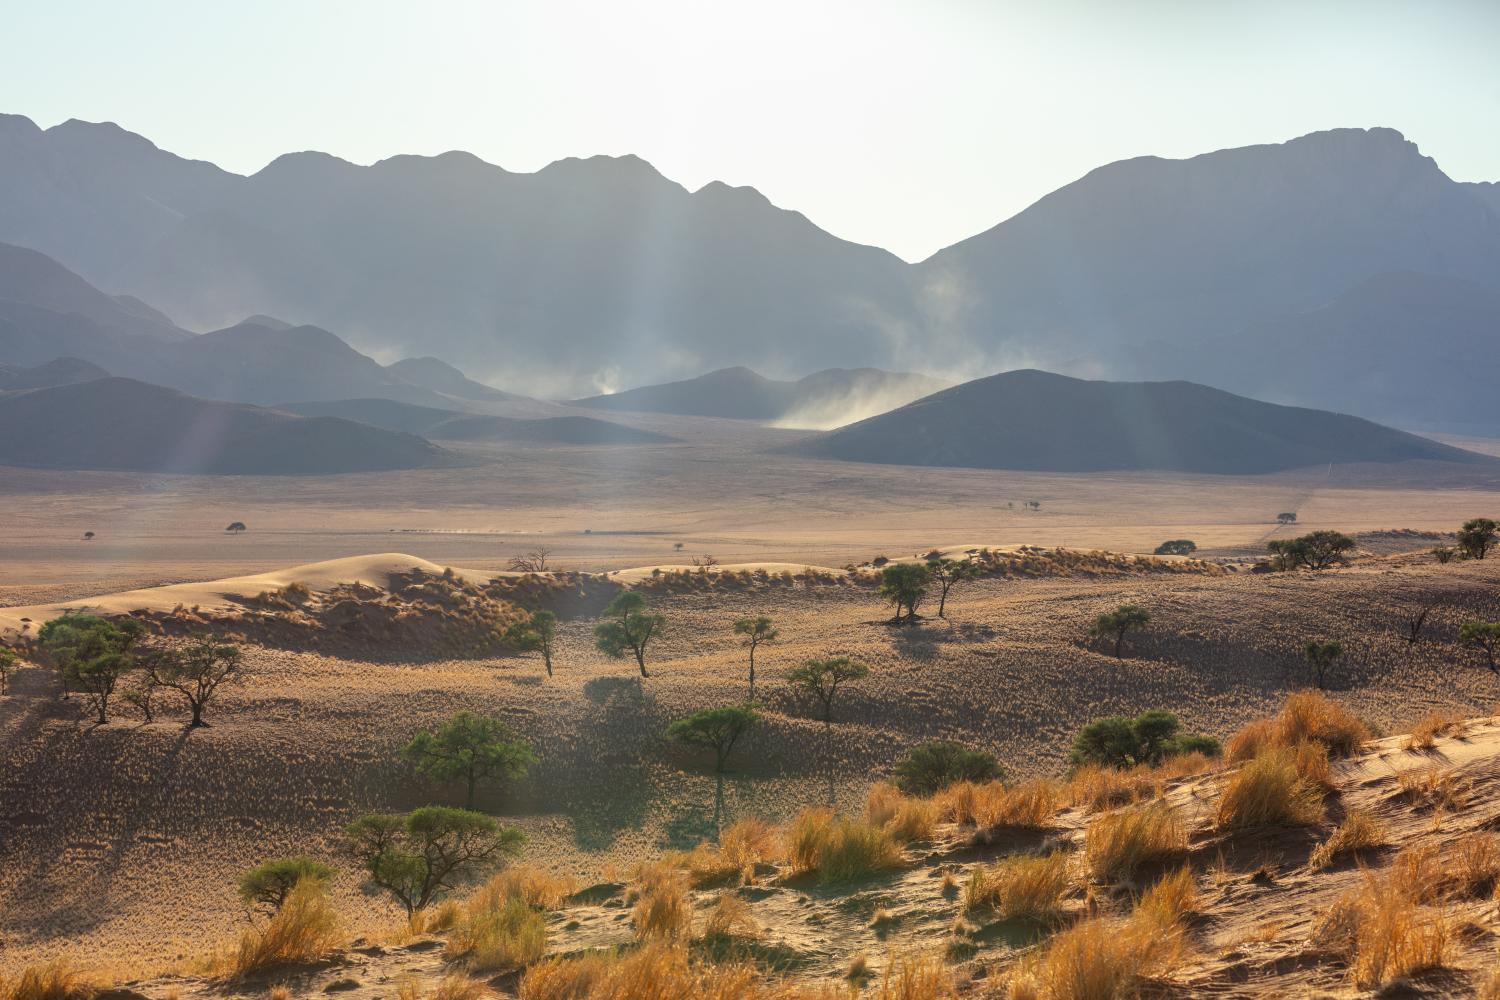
7;3;1500;998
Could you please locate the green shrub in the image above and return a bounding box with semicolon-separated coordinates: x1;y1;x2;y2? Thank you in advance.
238;857;336;914
893;740;1003;795
1070;711;1219;768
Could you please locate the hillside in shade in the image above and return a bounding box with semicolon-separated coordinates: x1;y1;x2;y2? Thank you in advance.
0;378;453;474
279;398;672;444
786;370;1489;475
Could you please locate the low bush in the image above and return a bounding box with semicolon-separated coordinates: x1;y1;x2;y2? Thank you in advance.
1069;711;1219;769
217;880;343;977
238;856;335;914
1084;800;1187;882
892;741;1002;795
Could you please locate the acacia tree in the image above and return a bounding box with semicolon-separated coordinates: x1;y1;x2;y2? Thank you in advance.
146;635;243;726
402;712;538;809
226;522;247;534
733;616;777;702
507;610;558;677
1461;622;1500;674
667;705;757;772
1458;518;1498;561
346;806;524;916
238;857;335;914
594;591;663;677
1091;605;1150;658
925;558;979;618
1277;512;1298;525
0;648;15;695
1267;531;1355;571
508;547;552;573
1303;640;1344;690
878;563;931;625
786;657;869;723
37;615;144;724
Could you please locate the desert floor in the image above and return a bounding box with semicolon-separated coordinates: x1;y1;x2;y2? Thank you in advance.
2;427;1500;975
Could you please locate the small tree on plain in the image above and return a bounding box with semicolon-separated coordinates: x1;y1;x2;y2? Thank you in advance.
892;740;1002;795
1457;518;1498;561
594;591;663;677
1268;531;1354;571
508;547;552;573
1460;622;1500;674
0;648;15;695
1402;605;1433;646
1154;540;1197;556
146;635;243;727
1432;546;1457;564
226;522;247;534
37;615;144;724
239;857;335;914
83;531;95;541
1091;605;1150;658
666;705;757;772
1303;640;1344;690
732;616;777;702
401;711;538;809
346;806;524;916
786;657;869;723
1277;512;1297;525
878;563;931;624
506;610;558;677
1068;710;1220;768
925;558;979;618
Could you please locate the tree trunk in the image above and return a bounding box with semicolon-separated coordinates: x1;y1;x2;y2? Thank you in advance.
1114;631;1124;658
748;647;756;703
543;649;553;677
465;772;476;808
189;702;205;727
636;647;649;678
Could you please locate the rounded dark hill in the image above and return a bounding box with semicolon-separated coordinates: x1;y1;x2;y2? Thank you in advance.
0;377;454;474
784;369;1490;475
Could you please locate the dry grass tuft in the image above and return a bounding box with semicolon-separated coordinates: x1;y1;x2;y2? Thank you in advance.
868;954;959;1000
701;894;759;940
865;783;938;843
1451;832;1500;898
1084;800;1187;882
425;975;492;1000
0;961;95;1000
445;895;548;973
1005;912;1185;1000
1389;843;1442;905
1134;865;1199;930
1312;868;1452;990
471;866;577;911
1403;710;1468;750
519;942;845;999
934;779;1061;828
963;851;1073;922
785;808;903;883
213;880;343;977
1065;754;1215;814
668;818;780;887
631;863;693;941
1308;808;1387;871
1215;746;1325;830
1227;691;1368;762
1395;766;1471;812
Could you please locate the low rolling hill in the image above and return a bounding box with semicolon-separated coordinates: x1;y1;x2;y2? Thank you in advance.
571;365;950;426
279;397;673;444
785;369;1489;474
0;378;453;474
0;356;109;390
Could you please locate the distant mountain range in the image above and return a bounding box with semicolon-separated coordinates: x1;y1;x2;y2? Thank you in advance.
280;398;673;445
1;115;1497;430
0;378;452;474
787;370;1489;475
570;366;951;427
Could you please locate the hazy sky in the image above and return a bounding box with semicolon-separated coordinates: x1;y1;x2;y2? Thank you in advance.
6;0;1498;260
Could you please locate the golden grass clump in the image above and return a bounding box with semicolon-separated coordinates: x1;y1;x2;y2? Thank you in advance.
1451;832;1500;898
1133;865;1199;930
785;807;904;883
668;818;779;887
0;961;94;1000
1214;746;1325;830
631;863;693;941
518;942;840;1000
1084;800;1186;883
1404;710;1468;750
1005;913;1185;1000
867;954;959;1000
1396;766;1471;812
865;783;938;843
1227;691;1368;762
215;880;343;977
445;895;548;973
1065;755;1213;814
472;865;577;910
1388;843;1441;905
1312;869;1452;990
701;893;759;940
934;779;1060;828
1308;808;1386;871
963;851;1073;922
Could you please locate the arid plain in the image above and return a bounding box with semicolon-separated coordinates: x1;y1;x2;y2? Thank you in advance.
5;420;1500;992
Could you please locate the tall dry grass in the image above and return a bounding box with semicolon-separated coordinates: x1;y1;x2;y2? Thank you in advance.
1065;754;1215;814
1214;746;1326;829
1313;868;1452;990
1226;691;1368;761
0;961;94;1000
963;851;1073;922
865;783;939;843
785;808;904;883
667;818;780;887
1451;832;1500;898
210;880;343;977
1084;801;1187;882
934;779;1061;829
631;863;693;941
1308;809;1386;871
519;942;836;1000
1403;710;1468;750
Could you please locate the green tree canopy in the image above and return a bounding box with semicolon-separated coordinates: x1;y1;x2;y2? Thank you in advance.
402;712;537;808
37;614;145;724
346;806;524;916
1460;621;1500;673
1068;710;1220;768
1267;531;1355;571
238;856;335;914
732;616;778;702
878;563;931;624
594;591;663;677
924;558;981;618
506;609;558;677
0;647;16;696
892;740;1003;795
666;705;757;772
1303;640;1344;690
146;635;242;727
1091;604;1151;658
1153;539;1197;556
1457;518;1498;561
786;657;869;723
